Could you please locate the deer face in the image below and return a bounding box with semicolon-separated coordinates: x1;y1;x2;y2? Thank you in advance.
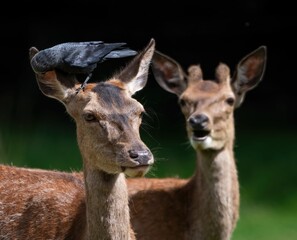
178;65;236;150
152;47;266;151
68;81;153;177
29;39;156;177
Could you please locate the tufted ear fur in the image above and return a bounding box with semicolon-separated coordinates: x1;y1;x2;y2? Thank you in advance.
29;47;78;104
232;46;267;107
151;50;187;96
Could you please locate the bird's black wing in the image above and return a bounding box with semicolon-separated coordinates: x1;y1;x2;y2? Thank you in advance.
31;41;137;74
63;42;137;67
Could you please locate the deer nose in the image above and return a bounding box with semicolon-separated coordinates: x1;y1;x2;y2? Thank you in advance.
128;149;153;165
188;114;209;130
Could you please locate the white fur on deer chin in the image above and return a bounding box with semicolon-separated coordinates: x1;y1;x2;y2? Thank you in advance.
124;165;151;177
191;135;212;150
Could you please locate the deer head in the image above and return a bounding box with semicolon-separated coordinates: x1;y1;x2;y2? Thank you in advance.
152;46;267;151
29;39;156;177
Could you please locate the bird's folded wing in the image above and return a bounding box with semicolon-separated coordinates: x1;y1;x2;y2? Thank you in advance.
31;41;137;74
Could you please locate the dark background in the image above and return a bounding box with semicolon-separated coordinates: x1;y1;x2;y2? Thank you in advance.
1;1;296;128
1;1;297;239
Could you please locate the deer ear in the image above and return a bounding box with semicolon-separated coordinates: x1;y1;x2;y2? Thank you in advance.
117;38;155;95
151;50;187;96
232;46;267;107
29;47;78;103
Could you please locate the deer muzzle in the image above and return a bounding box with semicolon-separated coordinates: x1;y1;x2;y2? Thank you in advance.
122;148;154;177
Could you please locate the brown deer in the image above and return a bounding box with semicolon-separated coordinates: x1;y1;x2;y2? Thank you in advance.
127;46;267;240
0;39;155;240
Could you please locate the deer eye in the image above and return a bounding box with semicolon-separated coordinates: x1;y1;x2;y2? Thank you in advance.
139;111;145;119
226;97;235;106
179;99;186;107
83;113;97;122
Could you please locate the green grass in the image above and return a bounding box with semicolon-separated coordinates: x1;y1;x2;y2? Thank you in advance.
233;201;297;240
1;122;297;239
0;122;82;171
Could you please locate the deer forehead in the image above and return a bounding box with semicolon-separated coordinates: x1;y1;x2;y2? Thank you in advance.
183;80;232;101
75;82;143;116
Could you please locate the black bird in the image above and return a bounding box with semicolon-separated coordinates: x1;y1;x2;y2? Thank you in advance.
30;41;138;74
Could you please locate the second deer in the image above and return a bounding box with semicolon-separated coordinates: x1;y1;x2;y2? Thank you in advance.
127;46;267;240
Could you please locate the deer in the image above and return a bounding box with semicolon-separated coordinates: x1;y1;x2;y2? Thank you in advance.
0;38;155;240
127;46;267;240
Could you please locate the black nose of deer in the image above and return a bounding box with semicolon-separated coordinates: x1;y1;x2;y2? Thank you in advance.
189;114;209;130
128;149;152;165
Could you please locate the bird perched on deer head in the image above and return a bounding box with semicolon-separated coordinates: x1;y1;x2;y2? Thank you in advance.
30;41;137;74
29;41;137;91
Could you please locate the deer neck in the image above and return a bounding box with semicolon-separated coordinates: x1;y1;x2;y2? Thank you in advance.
187;141;239;240
83;164;131;240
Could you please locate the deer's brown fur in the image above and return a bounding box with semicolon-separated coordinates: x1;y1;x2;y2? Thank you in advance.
128;46;267;240
0;39;155;240
0;44;266;240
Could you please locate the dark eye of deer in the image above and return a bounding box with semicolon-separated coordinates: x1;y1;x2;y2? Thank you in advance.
84;113;96;122
139;111;145;119
226;97;235;106
179;99;186;107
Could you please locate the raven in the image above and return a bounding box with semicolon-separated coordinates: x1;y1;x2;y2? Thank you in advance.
30;41;137;74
